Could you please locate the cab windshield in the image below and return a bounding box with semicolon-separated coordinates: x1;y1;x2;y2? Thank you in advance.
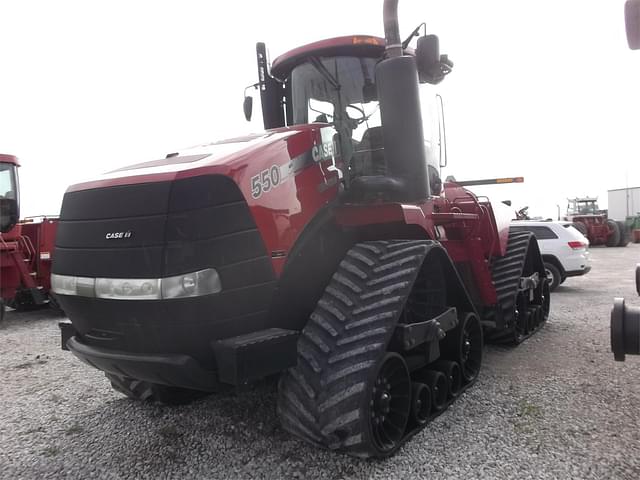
289;55;441;188
569;200;599;215
290;56;381;155
0;162;19;232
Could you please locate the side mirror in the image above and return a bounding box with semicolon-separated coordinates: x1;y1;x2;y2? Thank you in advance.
243;96;253;122
626;0;640;49
0;198;19;233
416;35;453;85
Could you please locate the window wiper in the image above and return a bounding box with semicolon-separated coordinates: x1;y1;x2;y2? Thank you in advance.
309;57;341;91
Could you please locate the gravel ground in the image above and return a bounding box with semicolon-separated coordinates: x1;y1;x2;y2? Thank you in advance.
1;244;640;480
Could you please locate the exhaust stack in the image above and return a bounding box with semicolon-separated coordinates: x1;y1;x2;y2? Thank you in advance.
376;0;429;201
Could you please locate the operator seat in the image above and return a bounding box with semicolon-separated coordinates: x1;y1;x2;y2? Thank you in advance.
352;126;386;176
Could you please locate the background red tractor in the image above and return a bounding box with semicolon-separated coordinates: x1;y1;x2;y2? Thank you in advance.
565;197;629;247
0;154;59;322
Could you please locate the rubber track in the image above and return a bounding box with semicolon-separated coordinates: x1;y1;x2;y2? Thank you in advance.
486;230;544;343
277;240;434;457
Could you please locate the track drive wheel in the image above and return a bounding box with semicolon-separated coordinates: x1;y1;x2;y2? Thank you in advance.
105;373;207;405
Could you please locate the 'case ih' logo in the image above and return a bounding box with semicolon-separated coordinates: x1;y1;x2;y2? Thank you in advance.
105;231;133;240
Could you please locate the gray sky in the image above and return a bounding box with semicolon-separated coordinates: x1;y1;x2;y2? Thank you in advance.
1;0;638;219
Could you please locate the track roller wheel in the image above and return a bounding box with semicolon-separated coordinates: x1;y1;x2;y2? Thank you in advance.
417;370;448;412
525;308;536;333
432;360;462;398
410;382;431;426
369;353;412;454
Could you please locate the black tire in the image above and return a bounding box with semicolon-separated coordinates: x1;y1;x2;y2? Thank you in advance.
572;222;588;236
105;373;207;405
606;219;621;247
277;240;434;458
544;262;561;292
616;221;629;247
0;299;5;323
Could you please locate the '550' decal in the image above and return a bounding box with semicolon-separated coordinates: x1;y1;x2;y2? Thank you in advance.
250;165;282;199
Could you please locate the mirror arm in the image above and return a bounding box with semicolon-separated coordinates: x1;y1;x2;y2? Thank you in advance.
401;22;426;49
244;83;259;97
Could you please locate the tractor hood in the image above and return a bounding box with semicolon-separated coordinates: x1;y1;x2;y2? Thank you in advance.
66;126;324;193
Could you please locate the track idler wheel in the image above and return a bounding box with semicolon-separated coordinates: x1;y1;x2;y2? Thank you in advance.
433;360;462;398
369;353;412;454
410;382;432;426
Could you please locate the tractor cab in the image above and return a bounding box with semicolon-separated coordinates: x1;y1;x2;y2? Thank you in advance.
0;154;20;233
567;197;603;218
245;34;452;201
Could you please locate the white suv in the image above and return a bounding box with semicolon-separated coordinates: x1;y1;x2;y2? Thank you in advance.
510;221;591;291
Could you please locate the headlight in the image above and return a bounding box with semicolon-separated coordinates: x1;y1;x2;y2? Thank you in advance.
95;278;161;300
51;274;96;297
51;268;222;300
161;269;222;299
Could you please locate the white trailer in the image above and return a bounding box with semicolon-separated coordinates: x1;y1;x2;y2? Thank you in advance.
608;187;640;221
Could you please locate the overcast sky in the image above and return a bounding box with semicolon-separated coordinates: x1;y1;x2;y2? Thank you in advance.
1;0;638;220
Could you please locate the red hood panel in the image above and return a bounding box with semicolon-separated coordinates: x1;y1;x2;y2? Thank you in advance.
66;128;317;193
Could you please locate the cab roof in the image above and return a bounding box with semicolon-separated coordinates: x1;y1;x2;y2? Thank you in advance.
0;154;19;166
270;35;386;80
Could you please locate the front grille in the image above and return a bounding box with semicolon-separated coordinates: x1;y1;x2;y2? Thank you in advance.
53;174;277;360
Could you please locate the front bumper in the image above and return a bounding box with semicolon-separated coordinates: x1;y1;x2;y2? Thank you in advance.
60;323;299;390
66;334;222;391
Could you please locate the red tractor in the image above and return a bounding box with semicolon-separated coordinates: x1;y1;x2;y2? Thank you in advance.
0;154;59;321
54;1;549;458
565;197;629;247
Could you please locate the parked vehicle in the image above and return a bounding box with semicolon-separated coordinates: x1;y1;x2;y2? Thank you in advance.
564;197;629;247
0;154;59;322
510;221;591;291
